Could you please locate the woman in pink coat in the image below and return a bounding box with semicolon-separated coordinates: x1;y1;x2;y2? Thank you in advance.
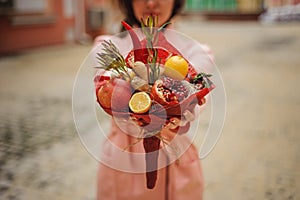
95;0;213;199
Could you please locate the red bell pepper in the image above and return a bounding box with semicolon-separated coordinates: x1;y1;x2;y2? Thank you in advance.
121;21;148;63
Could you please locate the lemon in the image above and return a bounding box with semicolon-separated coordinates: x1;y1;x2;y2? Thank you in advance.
164;55;188;80
129;92;152;114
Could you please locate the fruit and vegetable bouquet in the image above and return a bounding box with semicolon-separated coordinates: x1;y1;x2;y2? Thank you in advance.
94;16;214;189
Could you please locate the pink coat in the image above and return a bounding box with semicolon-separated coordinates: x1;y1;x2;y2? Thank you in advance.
94;32;213;200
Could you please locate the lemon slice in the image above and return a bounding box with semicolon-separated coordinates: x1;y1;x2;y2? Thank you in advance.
129;92;152;114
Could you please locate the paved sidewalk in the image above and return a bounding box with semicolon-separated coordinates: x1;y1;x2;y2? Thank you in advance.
1;18;300;199
0;44;98;199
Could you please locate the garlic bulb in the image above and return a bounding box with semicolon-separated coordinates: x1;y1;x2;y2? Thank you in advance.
130;76;149;91
132;61;148;81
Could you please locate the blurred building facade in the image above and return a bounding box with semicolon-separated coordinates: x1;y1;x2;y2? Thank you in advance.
0;0;299;54
185;0;299;12
0;0;108;54
184;0;299;20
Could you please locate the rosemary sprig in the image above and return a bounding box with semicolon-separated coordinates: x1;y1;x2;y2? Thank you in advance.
96;40;131;80
141;15;170;83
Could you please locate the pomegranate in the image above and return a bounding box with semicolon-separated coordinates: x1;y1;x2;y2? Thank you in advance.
97;78;133;111
151;80;177;106
97;80;114;109
151;77;189;106
111;78;133;111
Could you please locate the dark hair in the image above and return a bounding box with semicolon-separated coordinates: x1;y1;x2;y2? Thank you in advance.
117;0;186;31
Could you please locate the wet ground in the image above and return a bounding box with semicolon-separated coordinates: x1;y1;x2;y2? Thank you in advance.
0;17;300;199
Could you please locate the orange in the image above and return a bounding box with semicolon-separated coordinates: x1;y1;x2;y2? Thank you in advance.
164;55;188;80
129;92;152;114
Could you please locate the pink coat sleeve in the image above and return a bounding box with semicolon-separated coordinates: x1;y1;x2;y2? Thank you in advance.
94;35;112;47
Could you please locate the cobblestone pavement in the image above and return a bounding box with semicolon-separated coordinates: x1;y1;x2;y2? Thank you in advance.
0;44;97;199
1;18;300;199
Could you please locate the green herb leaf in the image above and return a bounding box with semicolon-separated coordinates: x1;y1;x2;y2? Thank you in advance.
96;40;131;80
158;21;171;32
140;15;168;83
192;72;213;88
